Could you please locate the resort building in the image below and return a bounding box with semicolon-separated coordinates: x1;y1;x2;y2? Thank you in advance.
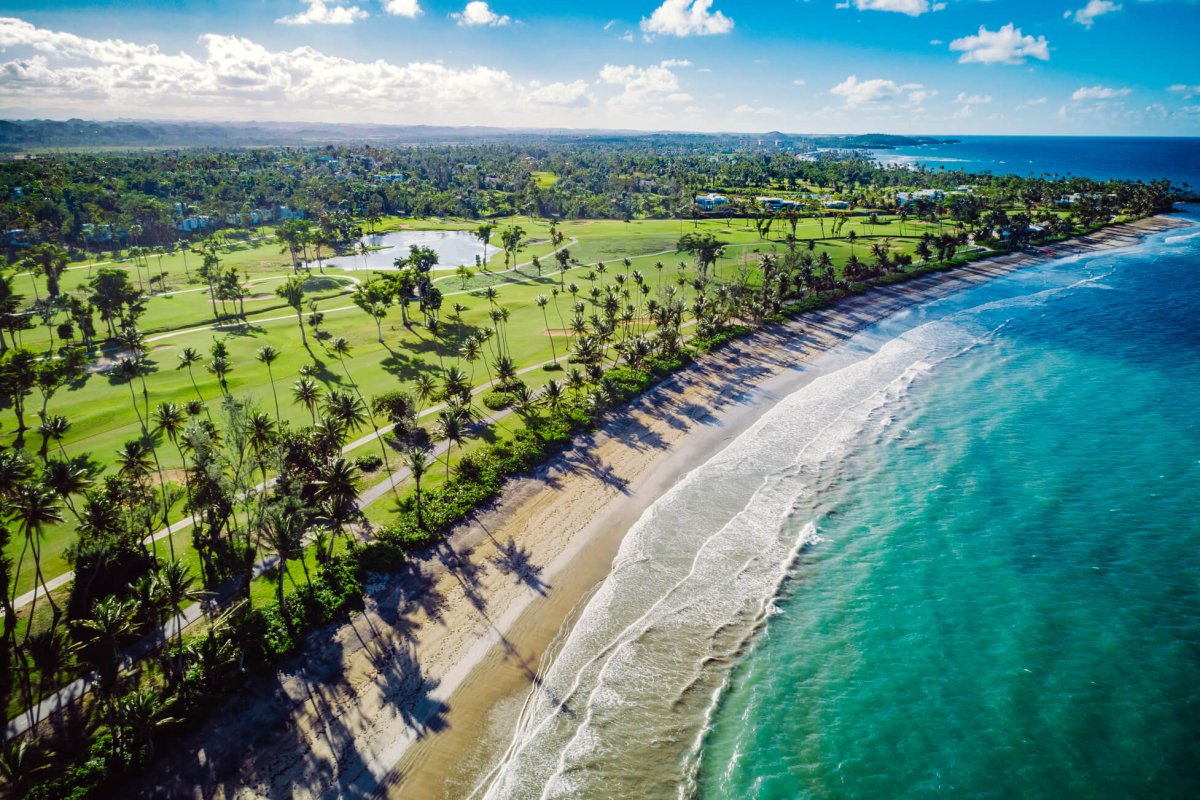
757;196;799;212
695;192;729;211
895;189;945;206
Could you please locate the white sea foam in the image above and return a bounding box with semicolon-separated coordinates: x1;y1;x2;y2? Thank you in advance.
1164;230;1200;245
471;241;1164;799
474;318;986;800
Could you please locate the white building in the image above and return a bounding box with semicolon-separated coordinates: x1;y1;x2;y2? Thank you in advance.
695;192;729;211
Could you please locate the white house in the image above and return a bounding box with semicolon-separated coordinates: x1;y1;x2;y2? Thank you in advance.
896;189;945;206
695;192;729;211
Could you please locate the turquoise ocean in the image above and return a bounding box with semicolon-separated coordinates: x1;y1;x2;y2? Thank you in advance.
478;209;1200;799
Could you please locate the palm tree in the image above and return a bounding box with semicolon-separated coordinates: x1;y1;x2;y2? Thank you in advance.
292;376;320;423
261;500;308;608
275;275;308;348
247;411;277;482
535;294;558;363
314;458;360;557
414;373;438;414
406;448;429;529
256;344;282;422
475;223;494;270
442;365;471;407
11;481;65;627
24;625;76;731
156;560;202;685
118;357;147;435
177;346;207;412
73;595;136;693
323;390;368;438
541;379;564;414
35;413;70;461
41;457;90;523
434;408;466;480
329;336;356;389
117;689;177;761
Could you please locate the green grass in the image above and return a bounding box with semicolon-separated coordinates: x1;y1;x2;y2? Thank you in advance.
2;211;975;597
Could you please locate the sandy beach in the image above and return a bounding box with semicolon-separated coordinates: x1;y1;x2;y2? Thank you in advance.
128;214;1188;800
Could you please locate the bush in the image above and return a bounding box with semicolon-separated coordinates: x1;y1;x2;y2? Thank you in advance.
354;453;383;472
482;390;512;410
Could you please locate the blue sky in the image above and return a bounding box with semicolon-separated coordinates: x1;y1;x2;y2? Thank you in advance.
0;0;1197;134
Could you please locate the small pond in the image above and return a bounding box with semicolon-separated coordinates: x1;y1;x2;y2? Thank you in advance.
325;229;484;272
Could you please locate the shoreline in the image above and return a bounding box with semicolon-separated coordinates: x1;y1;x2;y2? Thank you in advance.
127;214;1190;800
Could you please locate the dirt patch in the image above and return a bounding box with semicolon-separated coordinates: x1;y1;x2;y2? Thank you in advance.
247;293;275;301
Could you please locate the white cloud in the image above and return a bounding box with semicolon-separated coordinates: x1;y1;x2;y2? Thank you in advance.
734;104;781;115
1016;96;1049;109
793;78;806;86
949;24;1050;65
641;0;733;38
660;58;694;68
524;79;595;107
906;88;936;107
954;92;992;104
1072;84;1131;100
831;75;926;108
452;1;510;26
1065;0;1121;29
383;0;422;17
599;61;692;108
277;0;369;25
0;17;550;123
1168;83;1200;99
853;0;942;16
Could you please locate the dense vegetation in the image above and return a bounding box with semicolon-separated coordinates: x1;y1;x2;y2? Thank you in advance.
0;137;1180;798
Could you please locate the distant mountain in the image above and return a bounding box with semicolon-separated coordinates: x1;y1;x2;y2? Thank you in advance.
0;118;961;153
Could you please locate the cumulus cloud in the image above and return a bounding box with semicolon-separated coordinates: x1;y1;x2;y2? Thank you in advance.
1168;83;1200;98
641;0;734;38
1072;84;1131;100
831;75;926;108
1016;96;1049;110
524;79;595;108
383;0;422;17
0;16;563;123
276;0;368;25
1065;0;1121;28
954;92;992;104
853;0;945;16
452;1;510;26
599;61;692;108
949;24;1050;65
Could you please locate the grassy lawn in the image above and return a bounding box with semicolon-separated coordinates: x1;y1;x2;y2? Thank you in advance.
2;211;969;597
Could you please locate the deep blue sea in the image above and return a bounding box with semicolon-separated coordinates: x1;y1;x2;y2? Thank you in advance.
868;136;1200;190
481;208;1200;799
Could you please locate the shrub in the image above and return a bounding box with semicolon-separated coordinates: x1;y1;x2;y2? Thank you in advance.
482;390;512;410
354;453;383;472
